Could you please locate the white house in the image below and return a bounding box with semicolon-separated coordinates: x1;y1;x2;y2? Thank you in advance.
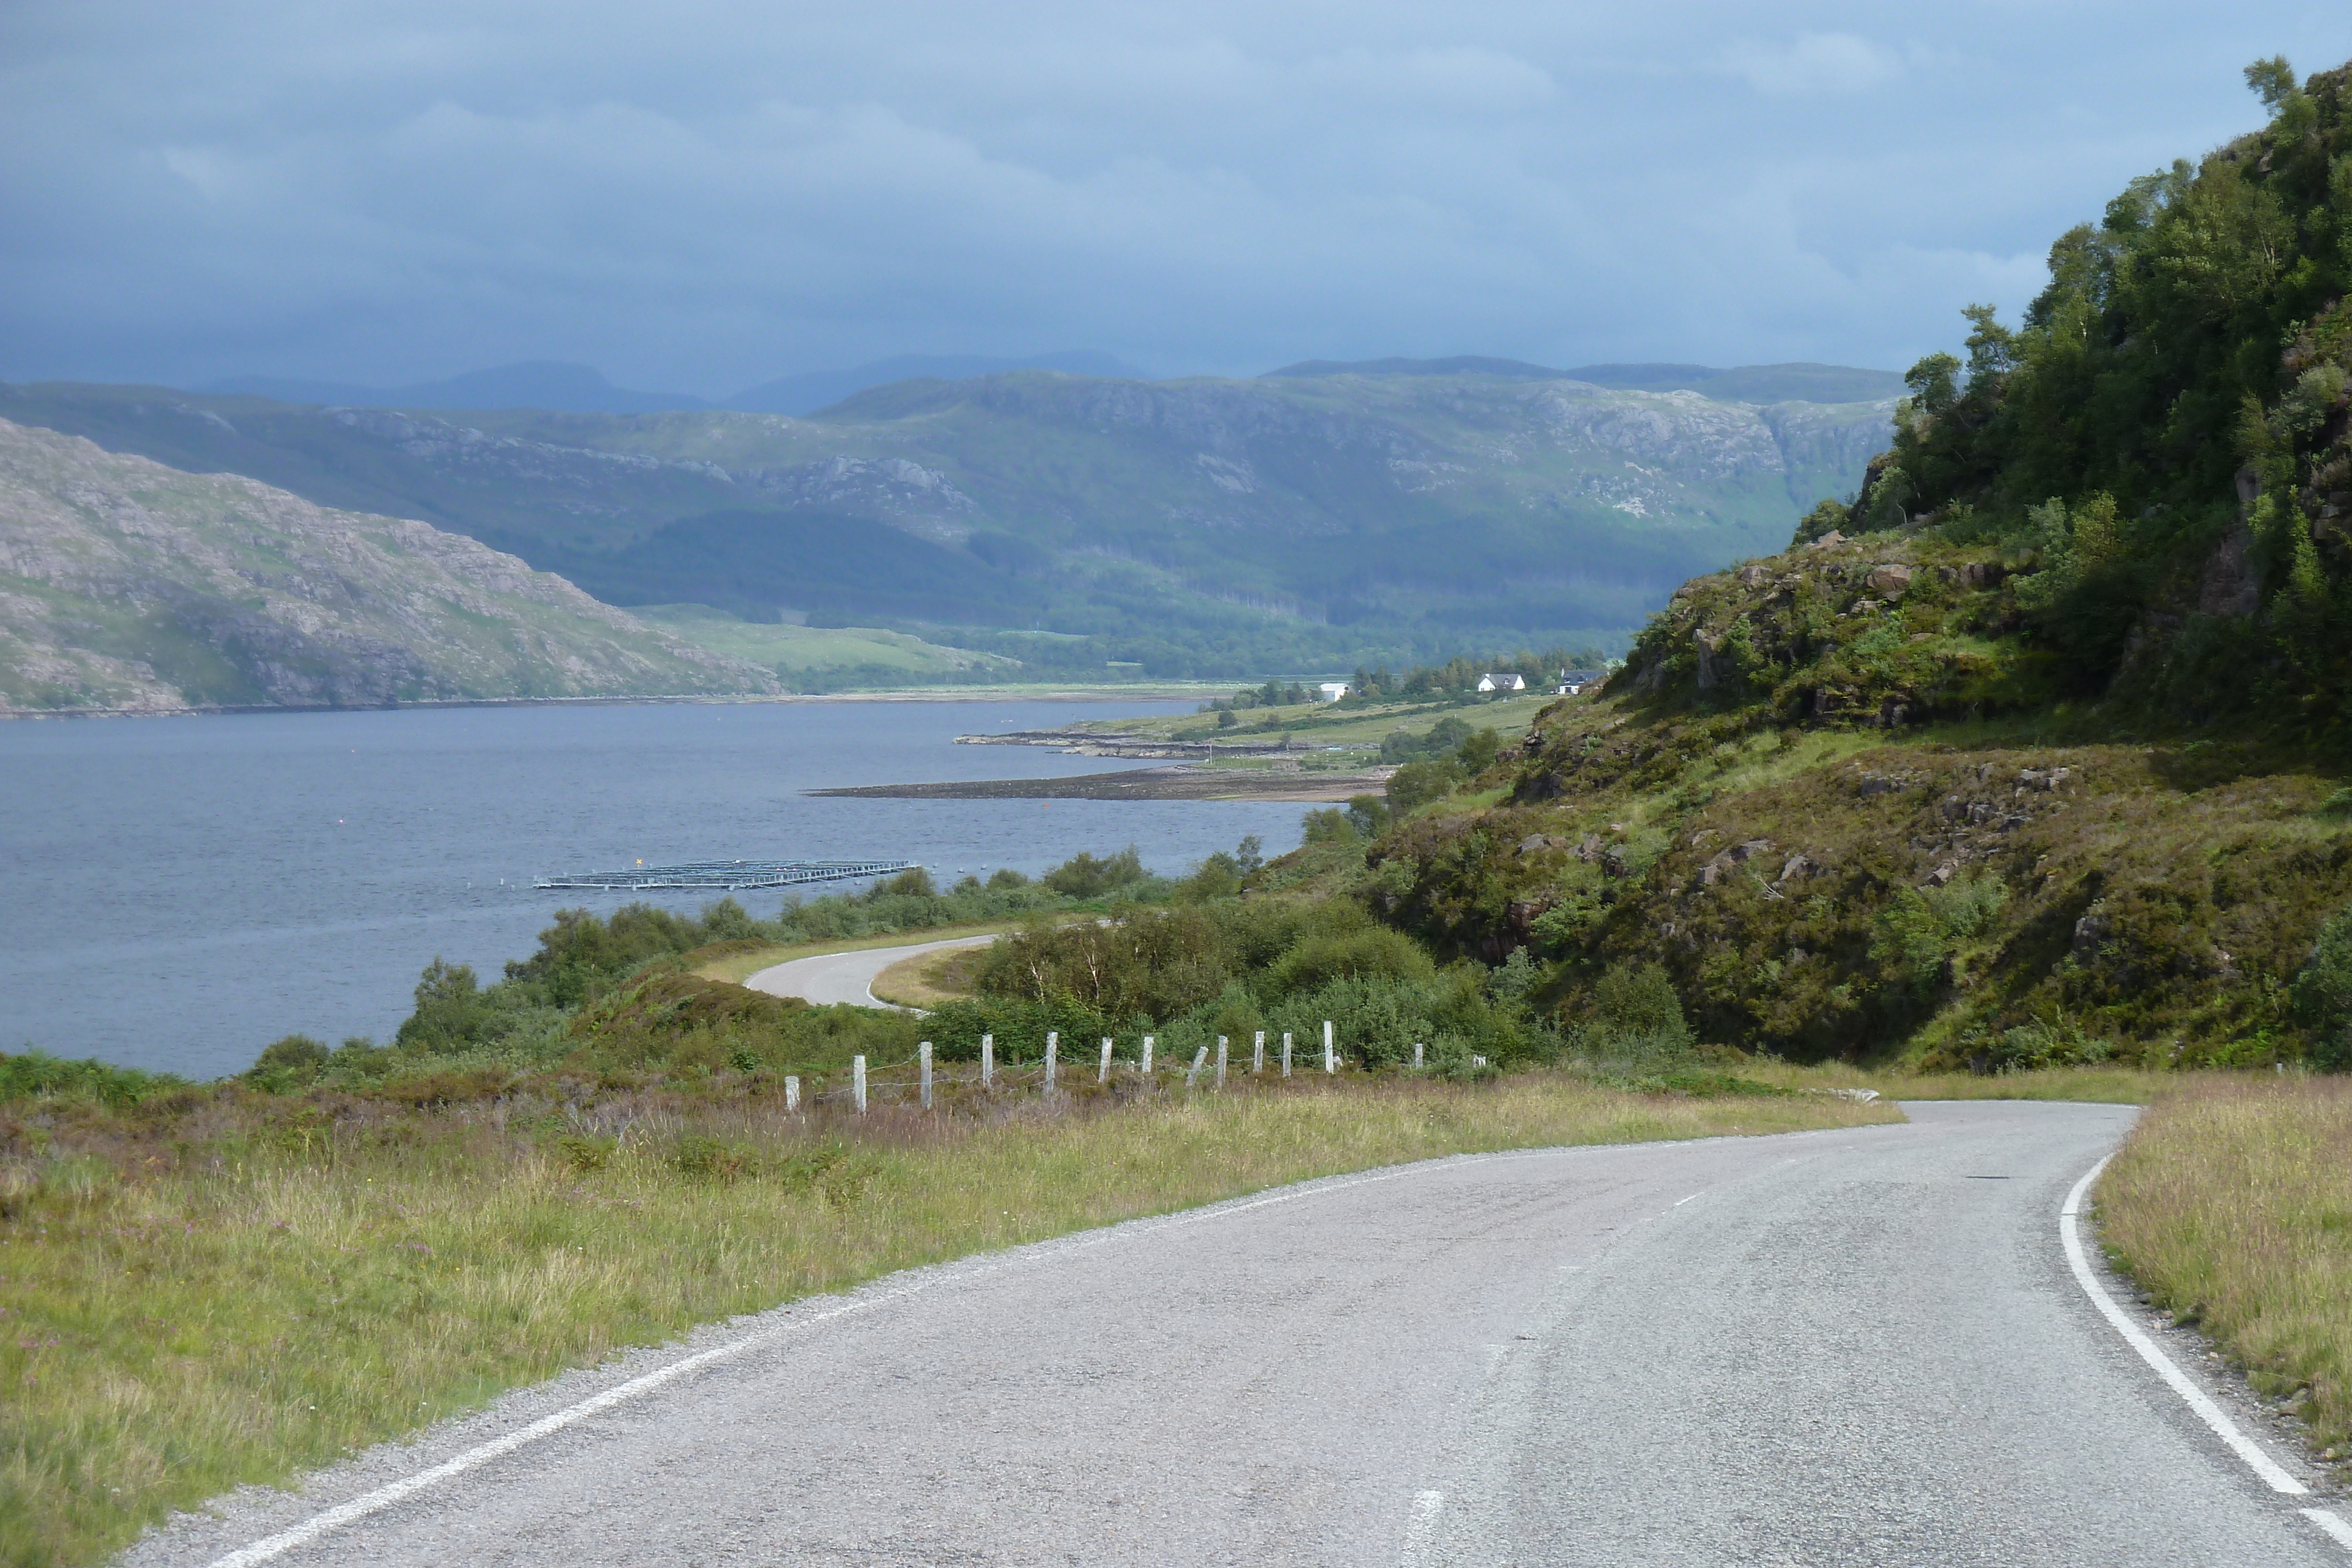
1316;681;1351;703
1556;668;1603;696
1476;673;1526;693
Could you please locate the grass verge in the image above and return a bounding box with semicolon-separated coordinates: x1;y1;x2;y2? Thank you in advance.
867;944;985;1009
0;1073;1896;1566
2095;1076;2352;1472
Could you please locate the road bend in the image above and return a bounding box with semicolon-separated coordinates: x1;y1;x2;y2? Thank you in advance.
742;933;998;1009
132;1101;2338;1566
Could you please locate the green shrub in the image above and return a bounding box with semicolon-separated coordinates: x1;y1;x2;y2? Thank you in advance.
2293;904;2352;1071
246;1035;330;1091
1388;756;1465;814
1269;927;1436;995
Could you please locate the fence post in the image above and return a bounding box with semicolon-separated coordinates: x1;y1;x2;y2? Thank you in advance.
981;1033;994;1088
853;1055;868;1114
920;1041;933;1109
784;1074;801;1112
1141;1035;1154;1074
1253;1030;1265;1074
1186;1045;1210;1087
1045;1031;1058;1092
1281;1032;1292;1078
1216;1036;1228;1088
1324;1020;1335;1075
1099;1037;1112;1083
1414;1042;1425;1071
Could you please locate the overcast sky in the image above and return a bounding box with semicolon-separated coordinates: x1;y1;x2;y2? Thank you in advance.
6;2;2350;396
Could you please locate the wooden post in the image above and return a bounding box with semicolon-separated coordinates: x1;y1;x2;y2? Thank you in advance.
1323;1020;1335;1074
1141;1035;1155;1074
1253;1031;1265;1074
853;1055;867;1114
1215;1036;1228;1088
1414;1042;1425;1071
1281;1032;1292;1078
1098;1037;1112;1083
784;1074;801;1112
1045;1031;1058;1092
981;1033;994;1088
920;1041;933;1109
1186;1045;1210;1087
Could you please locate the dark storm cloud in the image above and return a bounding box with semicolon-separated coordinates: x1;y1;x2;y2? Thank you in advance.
4;1;2348;393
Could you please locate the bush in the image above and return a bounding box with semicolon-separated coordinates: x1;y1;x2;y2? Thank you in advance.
1572;962;1693;1063
2293;904;2352;1071
1042;846;1149;898
0;1050;182;1108
1388;757;1465;814
246;1035;330;1092
1269;927;1436;995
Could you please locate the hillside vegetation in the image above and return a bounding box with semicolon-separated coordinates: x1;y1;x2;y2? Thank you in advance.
1328;58;2352;1074
0;365;1893;676
0;420;774;712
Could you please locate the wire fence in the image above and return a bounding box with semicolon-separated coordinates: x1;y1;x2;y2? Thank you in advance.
789;1027;1384;1114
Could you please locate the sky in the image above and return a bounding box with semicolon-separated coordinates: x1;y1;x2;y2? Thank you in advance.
6;2;2351;397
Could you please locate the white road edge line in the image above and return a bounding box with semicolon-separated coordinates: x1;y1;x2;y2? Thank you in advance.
2060;1155;2308;1497
203;1144;1637;1568
2306;1510;2352;1549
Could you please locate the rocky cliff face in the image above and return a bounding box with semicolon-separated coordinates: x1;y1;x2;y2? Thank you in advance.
0;419;777;713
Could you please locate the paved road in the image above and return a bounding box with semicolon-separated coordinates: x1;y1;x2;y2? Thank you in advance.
138;1102;2342;1567
743;934;999;1009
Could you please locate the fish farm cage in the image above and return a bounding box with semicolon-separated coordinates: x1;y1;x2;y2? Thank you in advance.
536;858;921;891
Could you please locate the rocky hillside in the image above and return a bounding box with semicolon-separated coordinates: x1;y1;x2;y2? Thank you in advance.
0;419;777;713
1298;59;2352;1072
0;367;1893;669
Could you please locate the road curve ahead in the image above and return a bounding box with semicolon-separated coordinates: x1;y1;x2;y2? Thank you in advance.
140;1102;2341;1567
742;933;997;1009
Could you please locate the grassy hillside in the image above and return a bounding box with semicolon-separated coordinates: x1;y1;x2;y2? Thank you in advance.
0;367;1892;676
0;419;775;712
1288;56;2352;1072
629;606;1015;690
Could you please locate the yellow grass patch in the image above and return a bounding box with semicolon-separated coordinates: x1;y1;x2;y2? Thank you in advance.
2096;1076;2352;1469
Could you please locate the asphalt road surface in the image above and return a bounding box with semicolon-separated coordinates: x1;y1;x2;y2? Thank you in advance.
742;934;998;1009
134;1101;2344;1567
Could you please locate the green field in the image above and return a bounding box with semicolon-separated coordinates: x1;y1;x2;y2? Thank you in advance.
632;606;1013;684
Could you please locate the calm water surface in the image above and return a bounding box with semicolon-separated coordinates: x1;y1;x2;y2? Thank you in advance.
0;701;1319;1078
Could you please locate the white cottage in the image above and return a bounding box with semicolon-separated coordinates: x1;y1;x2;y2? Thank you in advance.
1476;673;1526;693
1316;681;1351;703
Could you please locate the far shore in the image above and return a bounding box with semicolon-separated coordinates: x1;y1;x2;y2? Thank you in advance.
810;762;1394;803
0;684;1235;720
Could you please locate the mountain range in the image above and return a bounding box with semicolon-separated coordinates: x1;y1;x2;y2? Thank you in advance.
0;418;773;713
1;360;1895;680
203;352;1156;419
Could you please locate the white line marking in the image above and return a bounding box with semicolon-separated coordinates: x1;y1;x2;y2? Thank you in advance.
1399;1489;1445;1564
1673;1192;1700;1207
2060;1155;2307;1496
2303;1509;2352;1550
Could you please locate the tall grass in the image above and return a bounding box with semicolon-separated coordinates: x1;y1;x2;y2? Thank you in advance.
0;1074;1894;1568
2097;1077;2352;1467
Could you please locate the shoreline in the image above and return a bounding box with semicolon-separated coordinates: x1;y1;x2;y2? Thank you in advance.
809;763;1393;803
0;685;1231;721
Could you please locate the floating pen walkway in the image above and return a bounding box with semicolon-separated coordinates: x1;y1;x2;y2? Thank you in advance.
536;858;919;891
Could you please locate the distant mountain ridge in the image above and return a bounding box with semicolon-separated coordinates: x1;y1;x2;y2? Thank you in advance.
0;417;775;713
5;360;1897;674
206;361;712;416
1262;357;1906;405
203;352;1158;419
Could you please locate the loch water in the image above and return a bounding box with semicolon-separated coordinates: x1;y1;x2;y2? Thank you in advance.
0;701;1320;1079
